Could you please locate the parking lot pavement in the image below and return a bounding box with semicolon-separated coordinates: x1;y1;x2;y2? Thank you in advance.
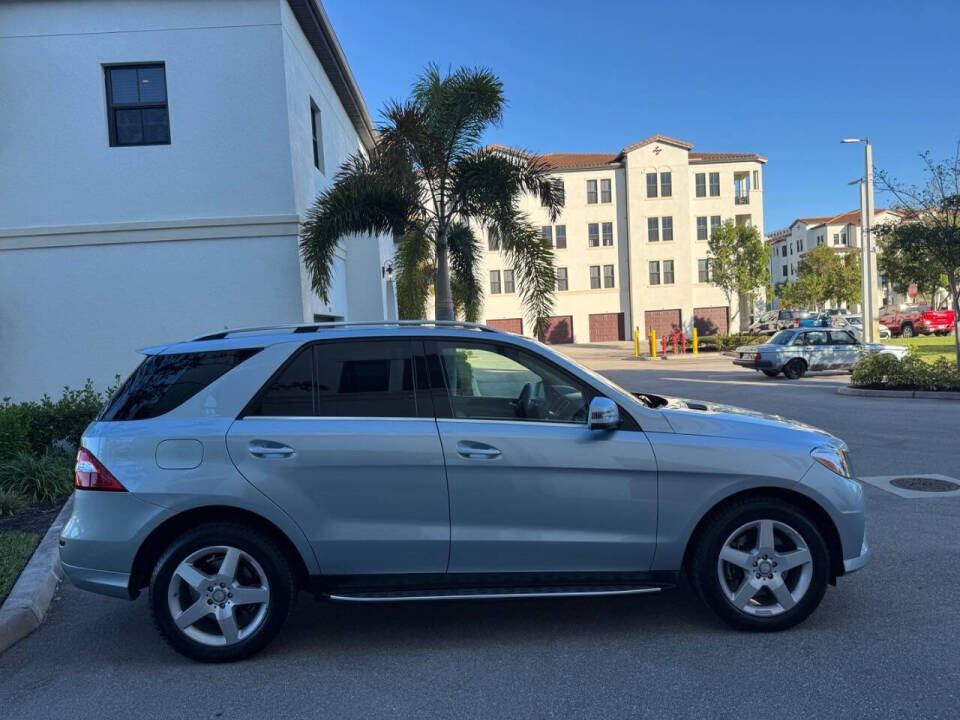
1;355;959;719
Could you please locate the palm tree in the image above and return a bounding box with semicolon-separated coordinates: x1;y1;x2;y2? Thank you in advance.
300;64;564;329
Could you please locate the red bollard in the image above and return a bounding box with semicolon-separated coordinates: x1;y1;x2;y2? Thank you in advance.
681;333;687;354
661;335;667;357
672;331;678;355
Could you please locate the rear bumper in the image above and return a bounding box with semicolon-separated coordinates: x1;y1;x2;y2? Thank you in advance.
60;562;132;599
917;324;953;334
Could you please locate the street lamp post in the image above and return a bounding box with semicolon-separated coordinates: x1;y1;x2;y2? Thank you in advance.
842;138;876;342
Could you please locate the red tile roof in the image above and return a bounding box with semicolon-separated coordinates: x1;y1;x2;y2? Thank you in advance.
690;152;767;163
539;152;620;169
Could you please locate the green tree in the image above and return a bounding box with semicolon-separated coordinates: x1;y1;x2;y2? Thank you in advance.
299;64;562;330
876;145;960;369
707;221;770;331
875;224;949;309
783;244;861;310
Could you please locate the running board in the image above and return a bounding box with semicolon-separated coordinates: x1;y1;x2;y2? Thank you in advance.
328;585;663;603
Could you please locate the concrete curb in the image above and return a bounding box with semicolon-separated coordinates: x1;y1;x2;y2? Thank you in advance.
627;353;727;362
0;493;73;654
838;386;960;400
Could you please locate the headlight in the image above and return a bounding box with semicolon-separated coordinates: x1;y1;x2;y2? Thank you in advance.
811;446;852;478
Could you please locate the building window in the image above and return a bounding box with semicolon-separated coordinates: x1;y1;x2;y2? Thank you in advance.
834;233;840;245
489;270;501;294
663;260;675;284
105;63;170;146
603;264;615;288
556;267;568;291
782;246;787;257
695;173;706;197
586;179;598;204
752;169;760;190
799;238;804;251
698;259;710;283
503;269;515;293
488;229;500;251
841;232;847;245
661;216;674;242
555;225;567;249
589;265;601;289
709;172;720;196
600;178;612;203
696;216;708;241
588;223;600;247
310;100;324;171
660;171;672;197
782;264;788;276
646;172;658;198
710;215;721;235
648;217;659;242
541;226;553;247
601;222;614;246
649;261;661;285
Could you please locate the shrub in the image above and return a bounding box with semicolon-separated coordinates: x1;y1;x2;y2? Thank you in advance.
852;351;960;391
0;488;27;517
0;450;76;504
696;334;770;352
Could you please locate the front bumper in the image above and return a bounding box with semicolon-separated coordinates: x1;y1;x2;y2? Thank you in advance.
843;533;871;574
732;357;776;369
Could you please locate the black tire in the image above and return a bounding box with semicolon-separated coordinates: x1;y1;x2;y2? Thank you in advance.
782;358;806;379
150;523;297;662
761;370;780;378
689;497;830;632
900;323;914;338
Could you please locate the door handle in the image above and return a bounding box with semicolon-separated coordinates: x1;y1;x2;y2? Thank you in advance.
249;440;295;459
456;441;501;460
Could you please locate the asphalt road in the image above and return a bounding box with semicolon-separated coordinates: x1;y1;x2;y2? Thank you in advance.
1;352;958;719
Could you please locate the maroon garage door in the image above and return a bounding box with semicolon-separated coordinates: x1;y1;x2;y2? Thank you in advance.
539;315;574;344
693;306;729;336
644;309;682;339
487;318;523;334
589;312;625;342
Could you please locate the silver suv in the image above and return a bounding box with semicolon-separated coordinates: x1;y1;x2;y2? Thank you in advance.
61;321;869;662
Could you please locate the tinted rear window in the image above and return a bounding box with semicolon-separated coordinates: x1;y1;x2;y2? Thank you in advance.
101;349;260;421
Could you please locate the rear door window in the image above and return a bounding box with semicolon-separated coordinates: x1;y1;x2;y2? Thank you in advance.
251;346;315;416
315;341;419;417
829;331;857;345
101;349;260;421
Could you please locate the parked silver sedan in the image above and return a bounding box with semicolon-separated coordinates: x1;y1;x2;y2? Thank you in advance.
732;327;908;379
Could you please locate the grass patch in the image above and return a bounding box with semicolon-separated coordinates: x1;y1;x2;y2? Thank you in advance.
0;531;41;604
884;334;957;365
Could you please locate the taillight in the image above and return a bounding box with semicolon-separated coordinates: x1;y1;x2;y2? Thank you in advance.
754;353;762;361
75;448;126;491
794;319;800;327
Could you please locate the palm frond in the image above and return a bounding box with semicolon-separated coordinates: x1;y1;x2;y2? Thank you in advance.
446;222;483;321
496;215;556;335
394;228;434;319
451;148;565;222
300;154;412;303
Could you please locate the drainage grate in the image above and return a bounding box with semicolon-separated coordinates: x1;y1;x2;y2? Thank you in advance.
889;477;960;492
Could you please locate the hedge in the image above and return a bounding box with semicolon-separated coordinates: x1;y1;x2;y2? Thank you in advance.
851;352;960;391
696;334;771;352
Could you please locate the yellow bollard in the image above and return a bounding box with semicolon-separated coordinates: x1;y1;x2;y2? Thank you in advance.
649;329;657;358
692;327;699;355
633;328;640;357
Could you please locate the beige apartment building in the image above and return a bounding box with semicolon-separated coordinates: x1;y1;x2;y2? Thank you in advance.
477;135;766;343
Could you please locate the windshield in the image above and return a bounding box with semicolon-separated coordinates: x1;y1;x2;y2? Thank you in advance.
769;330;795;345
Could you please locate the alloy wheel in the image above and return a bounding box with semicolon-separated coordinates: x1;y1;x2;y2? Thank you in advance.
166;545;271;647
716;519;814;617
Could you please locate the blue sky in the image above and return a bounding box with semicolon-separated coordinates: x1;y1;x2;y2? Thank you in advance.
324;0;960;232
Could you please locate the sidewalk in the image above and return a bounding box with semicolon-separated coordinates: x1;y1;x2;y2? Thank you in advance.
553;342;730;371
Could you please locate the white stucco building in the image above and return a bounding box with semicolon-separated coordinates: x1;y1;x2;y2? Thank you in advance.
0;0;395;400
479;136;766;343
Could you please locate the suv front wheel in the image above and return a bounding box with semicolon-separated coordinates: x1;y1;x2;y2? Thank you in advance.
149;523;296;662
690;498;830;631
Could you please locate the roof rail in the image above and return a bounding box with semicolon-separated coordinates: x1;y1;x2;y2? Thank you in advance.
191;320;502;342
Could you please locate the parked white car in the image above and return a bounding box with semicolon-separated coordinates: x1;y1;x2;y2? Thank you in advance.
843;315;891;339
732;327;908;379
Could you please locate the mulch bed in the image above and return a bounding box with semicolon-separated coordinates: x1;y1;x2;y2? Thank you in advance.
0;498;67;536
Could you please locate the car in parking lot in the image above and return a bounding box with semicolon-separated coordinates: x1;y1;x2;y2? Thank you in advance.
748;310;779;335
61;320;870;662
732;327;908;379
879;304;955;337
842;315;891;340
776;308;816;330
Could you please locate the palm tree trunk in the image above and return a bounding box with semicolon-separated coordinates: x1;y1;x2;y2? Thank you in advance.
434;242;455;321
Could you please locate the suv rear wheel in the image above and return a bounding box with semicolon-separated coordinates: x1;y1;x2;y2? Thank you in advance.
690;498;829;632
149;523;296;662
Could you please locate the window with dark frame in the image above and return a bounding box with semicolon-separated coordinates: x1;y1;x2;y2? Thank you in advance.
105;63;169;146
698;259;710;283
602;222;613;246
709;172;720;196
541;226;553;247
310;100;324;172
660;171;672;197
663;260;675;284
649;261;661;285
600;178;612;203
503;269;515;293
490;270;501;294
710;215;722;235
696;216;708;241
648;217;659;242
556;267;568;291
555;225;567;249
603;264;615;288
589;265;601;289
695;173;706;197
646;172;658;198
588;223;600;247
586;179;598;204
662;216;674;242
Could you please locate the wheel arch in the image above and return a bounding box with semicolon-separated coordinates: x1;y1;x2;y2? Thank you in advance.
128;505;310;598
680;487;844;585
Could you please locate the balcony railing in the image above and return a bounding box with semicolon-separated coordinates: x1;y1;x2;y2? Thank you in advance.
735;195;750;205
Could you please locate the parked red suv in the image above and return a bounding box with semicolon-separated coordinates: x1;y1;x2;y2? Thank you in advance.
878;304;955;337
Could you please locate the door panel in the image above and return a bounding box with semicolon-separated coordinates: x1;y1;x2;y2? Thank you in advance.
228;417;448;574
438;420;658;572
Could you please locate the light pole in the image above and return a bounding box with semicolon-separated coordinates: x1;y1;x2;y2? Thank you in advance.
842;138;876;342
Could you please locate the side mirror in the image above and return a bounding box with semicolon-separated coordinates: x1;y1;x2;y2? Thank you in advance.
588;396;620;431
